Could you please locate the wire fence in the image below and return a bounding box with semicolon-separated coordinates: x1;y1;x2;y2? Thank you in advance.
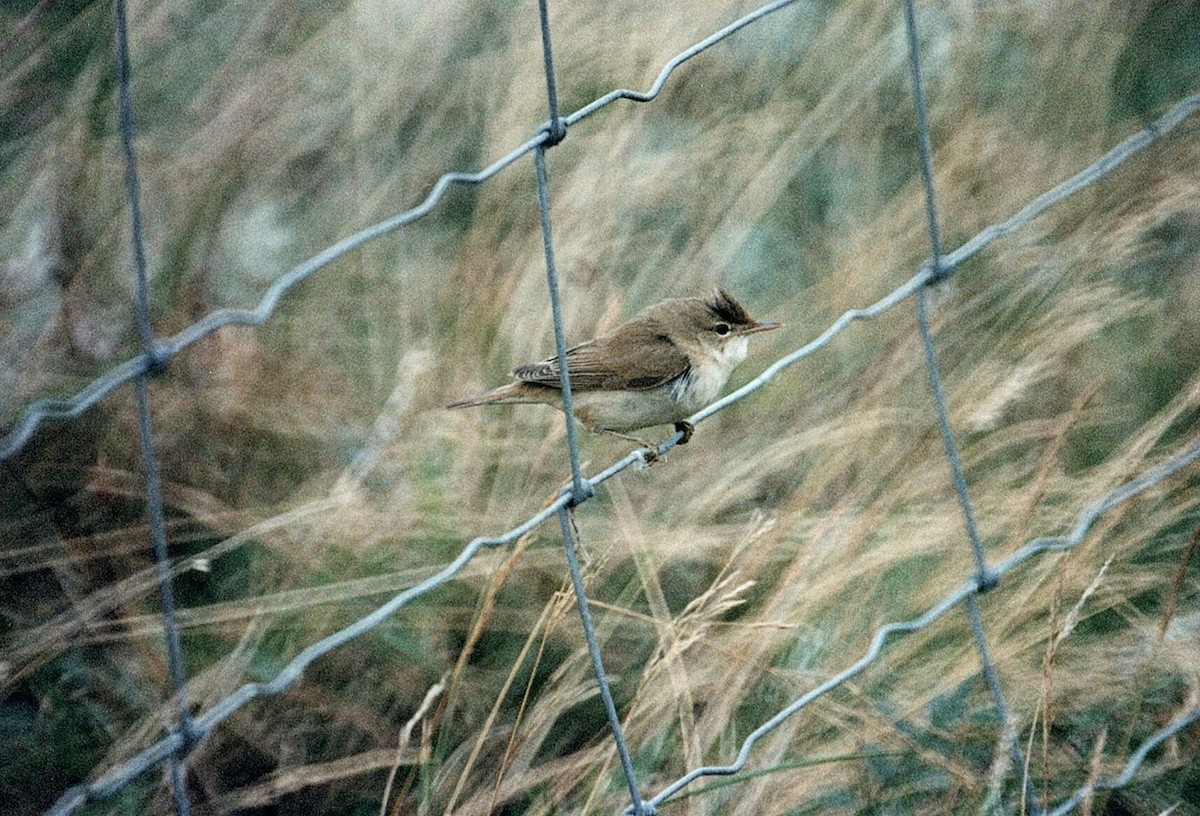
3;1;1199;814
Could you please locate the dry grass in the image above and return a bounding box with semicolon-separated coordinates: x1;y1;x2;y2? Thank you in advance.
2;1;1200;814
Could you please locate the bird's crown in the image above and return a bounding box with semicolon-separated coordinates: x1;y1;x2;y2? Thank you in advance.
704;288;755;327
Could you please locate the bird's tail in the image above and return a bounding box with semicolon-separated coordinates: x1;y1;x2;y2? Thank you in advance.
446;382;534;409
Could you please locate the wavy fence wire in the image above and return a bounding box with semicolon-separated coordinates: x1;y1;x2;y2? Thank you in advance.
2;0;1199;814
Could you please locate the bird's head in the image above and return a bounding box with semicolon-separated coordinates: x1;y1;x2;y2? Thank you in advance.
654;288;781;367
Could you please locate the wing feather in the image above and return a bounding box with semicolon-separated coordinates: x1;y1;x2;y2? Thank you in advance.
511;323;689;391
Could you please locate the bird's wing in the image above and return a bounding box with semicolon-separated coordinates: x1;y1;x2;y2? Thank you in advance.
511;324;689;391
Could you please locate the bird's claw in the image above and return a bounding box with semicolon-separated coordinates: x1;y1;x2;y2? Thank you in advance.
673;420;694;445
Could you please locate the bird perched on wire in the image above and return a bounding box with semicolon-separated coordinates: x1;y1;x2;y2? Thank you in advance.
447;288;780;445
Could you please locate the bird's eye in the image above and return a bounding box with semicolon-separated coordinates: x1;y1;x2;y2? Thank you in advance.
714;323;731;336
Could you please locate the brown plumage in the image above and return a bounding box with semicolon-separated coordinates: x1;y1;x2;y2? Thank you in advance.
448;289;779;437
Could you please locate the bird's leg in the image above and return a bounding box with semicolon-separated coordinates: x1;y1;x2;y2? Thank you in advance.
596;429;660;464
597;428;656;448
673;420;694;445
593;423;693;464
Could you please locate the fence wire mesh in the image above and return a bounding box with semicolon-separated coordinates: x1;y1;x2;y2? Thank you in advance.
2;1;1199;815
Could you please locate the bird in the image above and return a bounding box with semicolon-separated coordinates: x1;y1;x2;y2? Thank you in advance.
447;288;780;446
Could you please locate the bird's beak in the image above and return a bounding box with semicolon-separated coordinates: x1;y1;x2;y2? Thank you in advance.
742;320;782;335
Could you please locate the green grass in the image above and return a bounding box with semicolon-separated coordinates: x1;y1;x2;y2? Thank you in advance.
2;0;1200;814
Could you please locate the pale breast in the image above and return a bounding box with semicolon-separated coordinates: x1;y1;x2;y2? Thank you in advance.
568;336;746;433
571;385;688;432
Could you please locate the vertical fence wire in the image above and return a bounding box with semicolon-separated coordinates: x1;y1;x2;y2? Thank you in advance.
901;0;989;585
7;1;1200;814
113;1;195;812
900;2;1039;812
534;1;643;811
558;507;649;815
533;148;588;500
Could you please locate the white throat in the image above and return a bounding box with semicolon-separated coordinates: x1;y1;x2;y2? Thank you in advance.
671;336;748;411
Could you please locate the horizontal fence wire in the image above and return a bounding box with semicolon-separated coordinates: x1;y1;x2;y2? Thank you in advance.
2;1;1197;814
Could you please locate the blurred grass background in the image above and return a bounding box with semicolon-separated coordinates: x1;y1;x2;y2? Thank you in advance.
2;0;1200;814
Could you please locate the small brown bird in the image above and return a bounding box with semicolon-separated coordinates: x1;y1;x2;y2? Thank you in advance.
447;288;780;444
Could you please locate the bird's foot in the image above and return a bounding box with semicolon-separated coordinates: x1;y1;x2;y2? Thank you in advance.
598;429;661;466
673;420;694;445
635;448;659;468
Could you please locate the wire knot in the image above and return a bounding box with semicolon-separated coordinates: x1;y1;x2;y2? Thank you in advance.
542;116;568;147
142;343;171;376
174;716;201;754
975;567;1000;593
568;477;594;507
922;257;952;286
